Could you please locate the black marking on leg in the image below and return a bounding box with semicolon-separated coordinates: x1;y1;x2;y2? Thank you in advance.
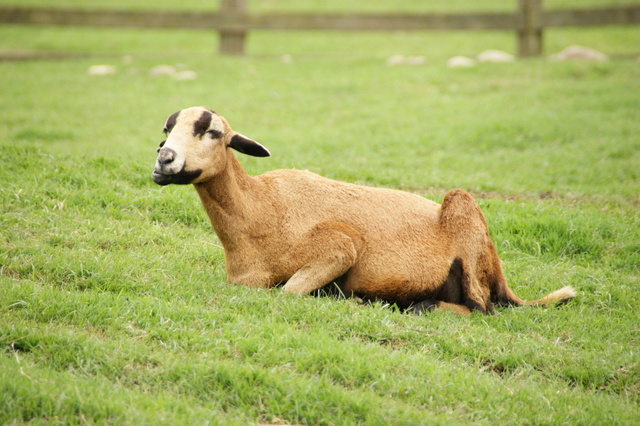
493;292;518;307
438;258;463;303
407;300;438;316
464;299;487;315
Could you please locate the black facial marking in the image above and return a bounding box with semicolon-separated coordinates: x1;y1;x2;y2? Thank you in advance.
207;129;223;139
193;110;213;137
152;168;203;186
169;168;203;185
156;140;166;153
164;111;180;134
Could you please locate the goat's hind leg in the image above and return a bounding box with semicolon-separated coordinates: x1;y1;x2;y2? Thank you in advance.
439;189;494;314
408;299;473;315
282;222;362;296
407;258;478;316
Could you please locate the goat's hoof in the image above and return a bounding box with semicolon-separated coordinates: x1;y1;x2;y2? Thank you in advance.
406;300;438;316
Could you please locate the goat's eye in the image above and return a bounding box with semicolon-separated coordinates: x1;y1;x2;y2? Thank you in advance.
207;130;223;139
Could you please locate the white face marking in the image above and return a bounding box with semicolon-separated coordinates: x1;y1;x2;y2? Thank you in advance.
153;107;232;184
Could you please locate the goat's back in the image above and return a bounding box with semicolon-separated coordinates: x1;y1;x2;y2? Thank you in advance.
259;168;441;235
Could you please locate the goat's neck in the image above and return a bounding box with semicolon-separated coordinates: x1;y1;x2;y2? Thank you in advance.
194;154;257;247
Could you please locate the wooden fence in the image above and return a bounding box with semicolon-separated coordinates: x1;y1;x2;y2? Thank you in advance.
0;0;639;56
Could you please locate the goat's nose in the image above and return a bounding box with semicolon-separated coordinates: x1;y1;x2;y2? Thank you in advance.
157;147;176;165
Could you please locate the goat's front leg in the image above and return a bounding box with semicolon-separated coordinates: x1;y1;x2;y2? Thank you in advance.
282;222;362;295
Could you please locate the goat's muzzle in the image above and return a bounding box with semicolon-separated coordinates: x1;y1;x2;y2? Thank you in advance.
152;147;202;186
152;147;178;185
157;147;176;166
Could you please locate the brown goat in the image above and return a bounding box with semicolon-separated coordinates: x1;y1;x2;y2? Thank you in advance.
151;107;576;315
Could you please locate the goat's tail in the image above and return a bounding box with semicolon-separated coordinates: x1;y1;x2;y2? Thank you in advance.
504;285;577;307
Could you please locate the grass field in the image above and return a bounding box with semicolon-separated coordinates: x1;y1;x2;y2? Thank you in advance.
1;1;639;424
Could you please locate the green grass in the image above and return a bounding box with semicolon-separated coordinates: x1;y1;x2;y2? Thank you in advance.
1;3;640;424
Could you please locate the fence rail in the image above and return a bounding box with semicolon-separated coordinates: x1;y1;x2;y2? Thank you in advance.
0;0;638;56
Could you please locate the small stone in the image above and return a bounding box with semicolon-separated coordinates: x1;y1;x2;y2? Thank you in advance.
171;70;197;81
87;65;117;75
387;55;405;66
447;56;475;68
477;50;515;63
549;45;609;62
149;65;177;76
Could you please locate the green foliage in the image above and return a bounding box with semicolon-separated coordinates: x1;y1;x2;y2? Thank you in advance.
1;4;639;424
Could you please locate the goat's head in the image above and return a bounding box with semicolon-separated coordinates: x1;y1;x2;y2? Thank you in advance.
152;106;270;186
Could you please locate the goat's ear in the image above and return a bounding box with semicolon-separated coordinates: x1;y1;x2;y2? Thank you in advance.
228;133;271;157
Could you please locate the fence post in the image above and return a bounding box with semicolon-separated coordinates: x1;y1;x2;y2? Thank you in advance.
517;0;543;57
219;0;246;55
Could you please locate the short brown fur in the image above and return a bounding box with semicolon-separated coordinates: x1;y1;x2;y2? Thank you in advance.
152;107;576;315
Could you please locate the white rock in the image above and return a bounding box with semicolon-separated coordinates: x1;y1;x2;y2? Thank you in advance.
386;55;405;66
477;50;515;63
149;65;177;76
87;65;117;75
549;45;609;62
171;70;197;81
447;56;475;68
